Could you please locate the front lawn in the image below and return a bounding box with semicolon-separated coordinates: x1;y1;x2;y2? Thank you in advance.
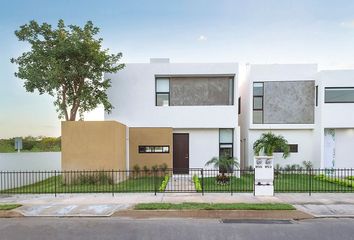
0;204;22;210
134;202;295;210
1;175;165;194
201;173;354;192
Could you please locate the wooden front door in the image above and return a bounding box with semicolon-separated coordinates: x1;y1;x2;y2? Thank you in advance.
173;133;189;174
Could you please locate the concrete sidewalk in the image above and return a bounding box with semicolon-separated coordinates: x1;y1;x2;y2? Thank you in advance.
2;193;354;217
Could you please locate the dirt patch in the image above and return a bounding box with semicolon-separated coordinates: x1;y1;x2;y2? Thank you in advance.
0;210;23;218
113;209;313;220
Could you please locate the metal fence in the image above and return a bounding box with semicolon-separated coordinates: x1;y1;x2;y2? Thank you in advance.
274;168;354;194
1;168;354;196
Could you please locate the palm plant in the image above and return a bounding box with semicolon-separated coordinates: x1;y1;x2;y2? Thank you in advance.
205;157;239;184
253;132;290;158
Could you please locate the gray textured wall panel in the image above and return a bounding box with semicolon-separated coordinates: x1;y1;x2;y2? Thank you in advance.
263;81;315;124
170;77;233;106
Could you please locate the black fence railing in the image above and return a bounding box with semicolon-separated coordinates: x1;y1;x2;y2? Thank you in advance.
1;168;354;195
274;168;354;194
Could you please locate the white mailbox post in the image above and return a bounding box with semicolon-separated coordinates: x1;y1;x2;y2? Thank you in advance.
254;156;274;196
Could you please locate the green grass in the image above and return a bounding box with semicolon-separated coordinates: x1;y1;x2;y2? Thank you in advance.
202;174;254;192
134;202;295;210
201;173;354;192
0;204;22;210
1;175;164;194
274;174;353;192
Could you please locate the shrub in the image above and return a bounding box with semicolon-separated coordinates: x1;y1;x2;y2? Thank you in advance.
143;165;150;176
75;171;113;185
159;163;168;174
193;175;202;192
159;175;170;191
151;165;158;172
216;174;230;185
302;161;313;170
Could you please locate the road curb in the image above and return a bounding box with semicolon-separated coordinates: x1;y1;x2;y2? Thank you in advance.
112;209;314;220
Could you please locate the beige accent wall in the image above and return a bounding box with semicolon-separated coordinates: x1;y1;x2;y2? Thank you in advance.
61;121;126;171
129;128;173;169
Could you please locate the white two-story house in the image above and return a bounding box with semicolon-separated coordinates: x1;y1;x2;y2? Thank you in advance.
104;59;240;172
239;64;354;169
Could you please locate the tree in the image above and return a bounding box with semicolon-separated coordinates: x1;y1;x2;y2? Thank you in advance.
253;132;290;158
11;20;124;121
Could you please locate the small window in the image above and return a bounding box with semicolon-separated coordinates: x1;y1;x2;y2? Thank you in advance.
274;144;298;153
238;97;241;114
315;86;318;106
139;145;170;153
156;78;170;106
325;87;354;103
253;97;263;110
219;129;233;158
253;110;263;124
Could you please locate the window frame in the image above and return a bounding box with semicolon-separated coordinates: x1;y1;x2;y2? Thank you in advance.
274;144;298;153
219;129;234;158
253;82;264;124
324;87;354;103
138;145;170;154
155;78;170;106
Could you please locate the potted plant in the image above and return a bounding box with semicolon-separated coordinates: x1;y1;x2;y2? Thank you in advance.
205;157;239;185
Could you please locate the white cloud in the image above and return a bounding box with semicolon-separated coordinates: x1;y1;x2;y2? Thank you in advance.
340;20;354;28
198;35;207;41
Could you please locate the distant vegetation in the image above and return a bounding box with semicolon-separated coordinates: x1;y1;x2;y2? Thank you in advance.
0;136;61;153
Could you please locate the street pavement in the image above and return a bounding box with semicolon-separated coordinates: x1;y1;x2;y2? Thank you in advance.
3;193;354;217
1;217;354;240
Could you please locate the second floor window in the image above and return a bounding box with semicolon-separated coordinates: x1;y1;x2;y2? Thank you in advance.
325;87;354;103
253;82;264;124
156;78;170;106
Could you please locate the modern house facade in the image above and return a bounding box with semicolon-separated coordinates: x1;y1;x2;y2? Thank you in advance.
64;60;354;172
103;59;240;172
239;64;354;169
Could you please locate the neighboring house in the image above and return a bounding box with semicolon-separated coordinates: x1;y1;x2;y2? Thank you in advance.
104;58;240;172
316;70;354;169
239;64;354;169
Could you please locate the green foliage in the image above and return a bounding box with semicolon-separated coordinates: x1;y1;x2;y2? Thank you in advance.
0;204;22;211
132;164;140;174
314;174;354;188
205;156;239;174
159;175;170;191
302;161;313;170
0;136;60;152
193;175;202;192
253;132;290;158
75;172;113;185
151;165;158;172
158;163;168;173
11;19;124;121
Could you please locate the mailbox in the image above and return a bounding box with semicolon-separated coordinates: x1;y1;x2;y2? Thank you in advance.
254;156;274;196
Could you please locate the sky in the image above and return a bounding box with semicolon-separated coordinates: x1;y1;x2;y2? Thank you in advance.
1;0;354;138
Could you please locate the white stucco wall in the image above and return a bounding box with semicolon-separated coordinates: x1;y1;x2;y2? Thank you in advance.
317;70;354;129
0;152;61;171
173;128;239;169
334;129;354;168
0;152;61;190
105;62;239;128
246;130;318;168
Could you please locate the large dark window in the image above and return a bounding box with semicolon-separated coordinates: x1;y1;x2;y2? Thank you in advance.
253;82;264;124
325;87;354;103
156;78;170;106
274;144;298;153
219;129;233;158
139;145;170;153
